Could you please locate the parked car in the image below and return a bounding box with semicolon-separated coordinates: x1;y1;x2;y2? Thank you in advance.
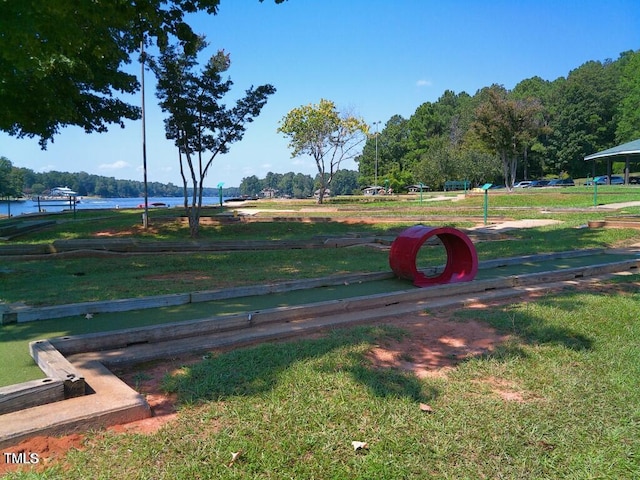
629;177;640;184
610;176;625;185
585;175;624;186
513;181;533;188
529;180;550;188
547;178;575;187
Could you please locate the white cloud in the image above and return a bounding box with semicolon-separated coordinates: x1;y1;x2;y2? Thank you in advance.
416;79;432;87
99;160;130;170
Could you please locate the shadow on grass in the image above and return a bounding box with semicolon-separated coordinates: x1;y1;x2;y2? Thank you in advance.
456;289;594;361
162;325;437;405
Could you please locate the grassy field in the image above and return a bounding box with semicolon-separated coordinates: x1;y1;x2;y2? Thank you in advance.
1;189;640;478
3;225;638;307
3;187;640;306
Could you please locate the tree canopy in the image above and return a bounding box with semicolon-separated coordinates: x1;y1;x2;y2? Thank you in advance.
152;39;275;236
0;0;285;147
472;85;546;190
356;49;639;190
0;157;24;199
278;99;368;203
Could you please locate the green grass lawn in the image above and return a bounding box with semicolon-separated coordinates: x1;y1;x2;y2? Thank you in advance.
5;287;638;479
2;208;639;307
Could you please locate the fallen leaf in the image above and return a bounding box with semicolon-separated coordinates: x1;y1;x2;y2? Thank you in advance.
352;441;368;451
419;403;434;413
228;450;242;467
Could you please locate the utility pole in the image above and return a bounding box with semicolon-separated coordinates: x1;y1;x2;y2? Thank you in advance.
373;121;380;188
141;37;149;228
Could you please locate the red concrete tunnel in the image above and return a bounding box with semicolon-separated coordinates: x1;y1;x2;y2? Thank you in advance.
389;225;478;287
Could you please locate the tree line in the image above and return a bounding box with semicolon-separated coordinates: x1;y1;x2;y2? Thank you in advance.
356;50;640;192
238;170;360;198
0;161;240;199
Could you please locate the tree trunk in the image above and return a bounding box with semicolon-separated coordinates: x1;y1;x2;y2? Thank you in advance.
179;151;188;211
188;176;201;238
501;151;518;192
189;210;200;237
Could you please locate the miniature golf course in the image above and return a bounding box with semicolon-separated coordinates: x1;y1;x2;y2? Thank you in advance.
1;221;640;447
2;249;637;387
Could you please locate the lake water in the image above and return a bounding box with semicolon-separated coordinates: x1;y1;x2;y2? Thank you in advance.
1;196;227;217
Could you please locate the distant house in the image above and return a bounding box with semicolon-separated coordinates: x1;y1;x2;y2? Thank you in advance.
314;188;330;198
260;188;278;199
407;184;430;193
362;186;386;196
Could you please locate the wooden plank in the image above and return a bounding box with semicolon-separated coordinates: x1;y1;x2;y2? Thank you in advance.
191;271;394;303
0;244;53;255
478;249;605;269
512;259;640;287
0;358;151;449
0;378;64;415
39;257;640;368
50;315;251;355
29;340;85;398
16;293;191;323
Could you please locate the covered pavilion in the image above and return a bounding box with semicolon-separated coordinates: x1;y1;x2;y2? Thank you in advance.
584;138;640;184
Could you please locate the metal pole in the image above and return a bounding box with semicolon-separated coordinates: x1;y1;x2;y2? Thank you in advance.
484;190;489;225
373;121;380;188
141;38;149;228
218;182;224;207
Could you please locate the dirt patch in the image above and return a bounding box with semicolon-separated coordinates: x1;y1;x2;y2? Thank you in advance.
108;361;184;434
472;377;543;403
93;225;159;237
367;313;508;379
0;434;85;475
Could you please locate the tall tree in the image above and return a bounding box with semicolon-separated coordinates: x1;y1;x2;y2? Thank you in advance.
512;76;554;179
0;157;24;199
403;91;474;165
239;175;263;196
0;0;284;147
616;50;640;143
356;115;410;187
546;59;620;176
152;40;275;237
278;99;368;204
472;85;545;191
331;169;359;195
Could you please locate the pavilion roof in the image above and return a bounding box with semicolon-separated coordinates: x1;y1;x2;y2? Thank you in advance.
584;138;640;161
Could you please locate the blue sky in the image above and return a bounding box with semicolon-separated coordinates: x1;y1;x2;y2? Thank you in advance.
2;0;639;188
